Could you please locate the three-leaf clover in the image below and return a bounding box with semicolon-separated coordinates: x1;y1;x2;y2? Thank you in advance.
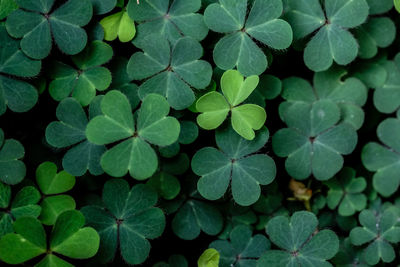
373;53;400;114
6;0;93;59
35;162;76;225
258;211;339;266
196;70;267;140
350;209;400;265
273;97;358;181
192;125;276;206
127;0;208;44
285;0;369;71
127;34;212;110
204;0;292;76
0;210;100;265
170;176;224;240
362;114;400;196
281;66;367;130
0;26;40;116
210;225;270;267
48;41;113;106
86;90;180;180
100;3;136;42
325;167;367;216
0;128;26;185
81;179;166;265
45;97;107;177
0;183;41;237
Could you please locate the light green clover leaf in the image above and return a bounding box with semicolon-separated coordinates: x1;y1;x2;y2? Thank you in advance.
196;70;266;140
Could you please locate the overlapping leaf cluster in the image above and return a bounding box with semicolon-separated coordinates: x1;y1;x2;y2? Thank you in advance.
0;0;400;266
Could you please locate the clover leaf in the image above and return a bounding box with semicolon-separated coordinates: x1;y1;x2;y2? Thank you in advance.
81;179;165;265
86;90;180;180
350;209;400;265
258;211;339;267
6;0;93;59
351;57;388;89
285;0;369;71
0;128;26;185
147;172;181;200
354;17;396;59
281;66;367;130
204;0;292;76
127;34;212;110
0;183;41;238
35;162;76;225
0;0;17;20
273;97;358;181
196;70;267;140
367;0;393;14
210;225;270;267
192;125;276;206
170;176;224;240
362;114;400;196
100;4;136;42
373;53;400;114
396;0;400;12
325;167;367;216
198;249;220;267
0;26;40;115
45;97;107;177
128;0;208;44
0;210;100;265
91;0;116;15
48;41;113;106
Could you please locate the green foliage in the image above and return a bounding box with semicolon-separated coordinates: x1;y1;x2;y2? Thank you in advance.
100;8;136;42
0;128;26;185
35;162;76;225
46;97;106;177
192;125;276;206
1;0;400;266
86;90;180;179
285;0;369;71
0;0;17;20
127;34;212;110
372;54;400;114
396;0;400;12
196;70;267;140
210;225;269;266
204;0;292;76
0;210;99;265
128;0;208;44
6;0;93;59
81;179;165;265
362;113;400;196
350;209;400;265
0;26;39;115
325;168;367;216
0;183;41;238
258;211;339;266
48;41;113;106
198;248;219;267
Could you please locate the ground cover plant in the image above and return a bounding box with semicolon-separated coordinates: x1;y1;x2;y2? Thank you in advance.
1;0;400;266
